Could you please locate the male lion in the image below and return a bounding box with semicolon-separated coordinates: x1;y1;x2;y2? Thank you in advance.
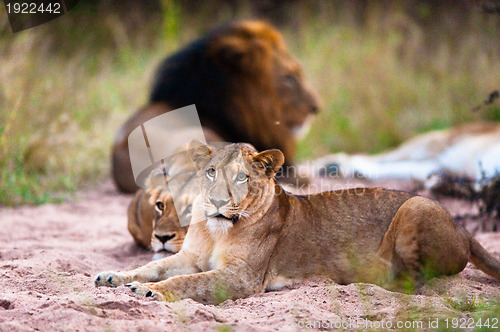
95;143;500;304
112;20;319;193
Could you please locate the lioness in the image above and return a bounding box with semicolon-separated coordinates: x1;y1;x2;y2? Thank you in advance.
149;188;190;260
128;160;199;258
127;188;189;257
96;142;500;304
313;122;500;181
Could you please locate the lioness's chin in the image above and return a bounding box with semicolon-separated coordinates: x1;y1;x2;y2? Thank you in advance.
152;250;173;261
206;218;234;235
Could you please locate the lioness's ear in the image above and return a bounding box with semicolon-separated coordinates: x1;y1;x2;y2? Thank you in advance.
253;149;285;178
146;168;168;188
188;140;212;171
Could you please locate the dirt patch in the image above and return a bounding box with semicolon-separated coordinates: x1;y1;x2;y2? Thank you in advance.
1;180;499;331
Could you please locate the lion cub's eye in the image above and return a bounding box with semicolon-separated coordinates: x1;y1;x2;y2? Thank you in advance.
236;172;249;183
206;167;216;180
155;201;165;212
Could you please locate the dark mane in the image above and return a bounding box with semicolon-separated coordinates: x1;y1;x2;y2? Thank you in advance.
150;24;240;141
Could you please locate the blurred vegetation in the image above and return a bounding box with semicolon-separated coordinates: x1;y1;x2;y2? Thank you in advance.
0;0;499;205
294;1;500;158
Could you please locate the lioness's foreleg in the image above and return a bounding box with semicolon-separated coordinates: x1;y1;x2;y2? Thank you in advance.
128;266;262;304
95;251;200;287
377;196;469;283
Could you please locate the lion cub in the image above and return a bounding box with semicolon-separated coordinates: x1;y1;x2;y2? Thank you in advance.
96;143;500;304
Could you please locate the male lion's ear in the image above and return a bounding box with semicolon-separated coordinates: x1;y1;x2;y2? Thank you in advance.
209;36;269;73
253;149;285;178
188;140;212;171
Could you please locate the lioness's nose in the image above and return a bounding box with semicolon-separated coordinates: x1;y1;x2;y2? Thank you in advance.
155;233;176;244
210;198;229;209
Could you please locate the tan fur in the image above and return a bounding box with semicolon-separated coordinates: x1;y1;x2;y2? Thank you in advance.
97;143;500;304
127;187;190;255
112;20;319;193
127;147;200;256
313;122;500;180
127;188;155;248
148;189;189;260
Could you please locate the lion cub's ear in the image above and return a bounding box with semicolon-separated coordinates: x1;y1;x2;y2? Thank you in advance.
188;140;212;171
253;149;285;178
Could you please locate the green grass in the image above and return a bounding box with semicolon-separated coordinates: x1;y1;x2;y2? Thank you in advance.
293;3;500;158
390;296;500;332
445;296;488;312
472;300;500;332
0;3;184;205
217;325;233;332
0;42;151;204
0;2;499;205
438;297;500;331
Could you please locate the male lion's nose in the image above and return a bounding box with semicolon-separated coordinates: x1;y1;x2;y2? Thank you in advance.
310;103;319;114
155;233;176;244
210;198;230;209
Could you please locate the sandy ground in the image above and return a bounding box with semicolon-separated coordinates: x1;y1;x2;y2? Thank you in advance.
0;179;499;331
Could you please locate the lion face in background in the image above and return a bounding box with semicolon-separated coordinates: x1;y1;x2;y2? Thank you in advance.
149;188;189;260
188;141;284;235
147;164;201;259
127;163;199;260
205;21;320;152
273;48;319;139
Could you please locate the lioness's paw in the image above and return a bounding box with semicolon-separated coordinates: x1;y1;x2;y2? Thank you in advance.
125;282;164;301
94;271;128;287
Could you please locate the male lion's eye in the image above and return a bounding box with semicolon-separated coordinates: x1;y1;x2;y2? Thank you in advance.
284;74;296;87
206;167;216;180
236;172;248;183
155;201;165;211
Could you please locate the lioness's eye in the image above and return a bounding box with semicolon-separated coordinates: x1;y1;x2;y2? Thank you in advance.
155;201;165;211
236;172;248;183
206;167;216;180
